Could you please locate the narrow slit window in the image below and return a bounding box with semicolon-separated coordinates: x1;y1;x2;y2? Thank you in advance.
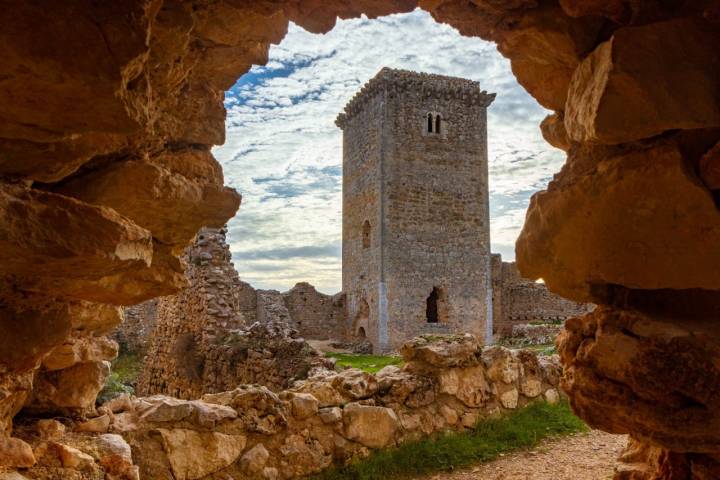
362;220;371;249
427;113;433;133
435;114;441;134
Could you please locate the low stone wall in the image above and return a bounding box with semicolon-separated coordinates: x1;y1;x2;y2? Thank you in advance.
7;335;562;480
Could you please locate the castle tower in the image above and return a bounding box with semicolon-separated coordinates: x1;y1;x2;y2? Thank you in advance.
336;68;496;353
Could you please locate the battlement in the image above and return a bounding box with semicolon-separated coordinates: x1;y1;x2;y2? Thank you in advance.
336;67;496;129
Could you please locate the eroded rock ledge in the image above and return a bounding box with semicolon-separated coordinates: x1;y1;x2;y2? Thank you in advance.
8;335;561;480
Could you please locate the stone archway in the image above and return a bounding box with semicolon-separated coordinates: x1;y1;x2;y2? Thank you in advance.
1;1;720;477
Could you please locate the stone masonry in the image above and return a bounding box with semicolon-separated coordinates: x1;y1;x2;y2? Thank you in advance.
337;68;497;353
490;255;593;336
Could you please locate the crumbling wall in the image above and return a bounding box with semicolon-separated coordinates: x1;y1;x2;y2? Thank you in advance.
137;228;331;398
113;300;159;354
12;336;562;480
283;283;346;340
491;256;593;336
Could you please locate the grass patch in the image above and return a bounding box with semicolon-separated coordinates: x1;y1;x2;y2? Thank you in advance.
97;352;144;404
311;400;587;480
325;353;403;374
524;343;557;355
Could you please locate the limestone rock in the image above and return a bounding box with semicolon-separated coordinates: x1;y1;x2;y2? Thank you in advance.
540;113;571;151
496;5;603;111
482;346;521;384
558;304;720;452
241;443;269;474
75;414;111;433
565;18;720;144
331;369;378;400
0;436;35;468
55;443;95;470
401;334;480;368
30;360;110;412
437;366;491;408
53;151;241;247
517;139;720;302
0;184;152;295
36;419;66;441
42;335;118;371
318;407;342;424
290;393;319;419
544;388;560;404
202;386;288;434
343;403;398;448
292;378;346;408
499;388;519;409
158;428;246;480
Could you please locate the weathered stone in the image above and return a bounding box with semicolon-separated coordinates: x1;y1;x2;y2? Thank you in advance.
343;403;398;448
53;151;241;247
290;393;319;419
544;388;560;404
75;414;111;433
55;443;95;470
482;346;521;384
29;360;110;413
401;334;480;368
241;443;269;474
140;397;194;423
558;304;720;453
0;437;35;468
437;366;491;408
332;368;379;400
565;18;720;144
36;419;66;440
158;429;246;480
517;139;720;302
499;388;520;409
318;407;342;424
42;335;118;371
496;5;603;111
540;113;571;151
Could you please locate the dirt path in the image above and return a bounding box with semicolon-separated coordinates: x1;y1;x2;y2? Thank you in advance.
422;430;626;480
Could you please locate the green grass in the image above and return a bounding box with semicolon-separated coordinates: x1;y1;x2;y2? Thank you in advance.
325;353;403;374
97;352;144;404
311;400;587;480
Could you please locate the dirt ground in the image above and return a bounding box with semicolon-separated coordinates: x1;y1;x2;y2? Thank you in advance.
421;430;627;480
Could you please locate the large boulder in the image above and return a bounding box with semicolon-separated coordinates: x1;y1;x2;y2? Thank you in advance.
343;403;399;448
564;18;720;144
158;429;246;480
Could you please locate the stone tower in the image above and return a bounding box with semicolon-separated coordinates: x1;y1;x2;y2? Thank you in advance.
336;68;496;353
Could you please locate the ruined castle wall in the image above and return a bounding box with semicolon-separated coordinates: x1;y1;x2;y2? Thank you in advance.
137;228;331;399
113;299;159;353
492;259;593;335
283;283;346;340
340;91;385;348
382;73;493;349
236;280;258;325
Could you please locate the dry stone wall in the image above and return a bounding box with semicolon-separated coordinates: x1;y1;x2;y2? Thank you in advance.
7;335;562;480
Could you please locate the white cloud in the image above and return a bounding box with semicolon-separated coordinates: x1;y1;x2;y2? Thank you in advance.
213;8;565;293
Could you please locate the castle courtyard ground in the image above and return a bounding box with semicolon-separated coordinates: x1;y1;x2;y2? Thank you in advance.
422;431;626;480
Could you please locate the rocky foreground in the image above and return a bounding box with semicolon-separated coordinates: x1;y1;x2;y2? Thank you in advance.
3;335;561;480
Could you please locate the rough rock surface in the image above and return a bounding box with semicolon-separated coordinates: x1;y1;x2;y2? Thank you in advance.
5;336;561;479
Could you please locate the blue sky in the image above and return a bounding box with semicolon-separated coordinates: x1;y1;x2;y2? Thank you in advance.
212;9;563;293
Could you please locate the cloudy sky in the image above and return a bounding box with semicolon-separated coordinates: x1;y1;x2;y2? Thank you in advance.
212;9;564;294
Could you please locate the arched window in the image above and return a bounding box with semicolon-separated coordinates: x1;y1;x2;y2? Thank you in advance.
427;113;433;133
426;287;448;323
362;220;371;249
357;326;366;338
435;114;441;134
